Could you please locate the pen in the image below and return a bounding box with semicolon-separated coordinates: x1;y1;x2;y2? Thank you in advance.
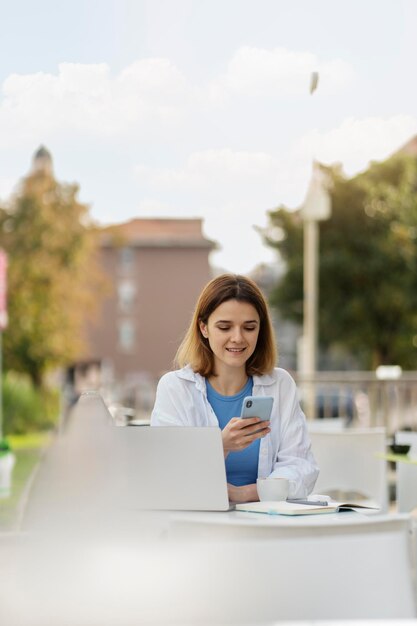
286;498;328;506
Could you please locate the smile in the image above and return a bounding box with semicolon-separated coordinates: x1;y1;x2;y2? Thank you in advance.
226;347;246;353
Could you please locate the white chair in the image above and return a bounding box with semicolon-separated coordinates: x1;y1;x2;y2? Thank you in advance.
395;431;417;513
308;426;389;511
307;417;349;431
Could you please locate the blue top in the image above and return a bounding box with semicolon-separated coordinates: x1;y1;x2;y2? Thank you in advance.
206;377;260;486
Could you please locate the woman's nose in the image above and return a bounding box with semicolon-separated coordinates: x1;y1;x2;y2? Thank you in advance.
231;327;243;342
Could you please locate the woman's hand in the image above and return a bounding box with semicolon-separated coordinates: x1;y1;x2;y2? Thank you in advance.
222;416;270;455
228;482;259;503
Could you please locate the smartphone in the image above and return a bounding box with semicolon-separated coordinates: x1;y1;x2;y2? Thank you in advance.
240;396;273;421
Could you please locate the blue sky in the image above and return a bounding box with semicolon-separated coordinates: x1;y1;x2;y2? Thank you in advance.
1;0;417;272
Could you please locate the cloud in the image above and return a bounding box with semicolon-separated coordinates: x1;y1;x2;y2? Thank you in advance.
294;114;417;174
0;46;355;148
207;46;355;104
133;148;295;273
134;113;417;217
0;60;192;146
134;148;290;214
131;111;417;272
1;47;415;273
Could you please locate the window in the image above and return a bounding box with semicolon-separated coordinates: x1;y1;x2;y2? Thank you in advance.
118;280;136;312
119;246;135;272
118;320;135;352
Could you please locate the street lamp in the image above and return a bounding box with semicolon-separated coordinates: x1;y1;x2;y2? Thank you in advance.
300;160;331;418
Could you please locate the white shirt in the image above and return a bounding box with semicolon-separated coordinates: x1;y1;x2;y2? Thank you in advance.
151;365;319;498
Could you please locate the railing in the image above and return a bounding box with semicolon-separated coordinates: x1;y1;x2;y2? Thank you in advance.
113;370;417;436
294;371;417;435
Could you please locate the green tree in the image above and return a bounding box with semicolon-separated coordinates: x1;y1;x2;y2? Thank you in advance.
0;150;104;386
265;155;417;369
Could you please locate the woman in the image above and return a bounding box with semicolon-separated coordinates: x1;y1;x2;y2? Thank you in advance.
151;273;318;503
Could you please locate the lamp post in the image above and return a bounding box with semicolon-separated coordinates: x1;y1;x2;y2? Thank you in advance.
300;160;331;418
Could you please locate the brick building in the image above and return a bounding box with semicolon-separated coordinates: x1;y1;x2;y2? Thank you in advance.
84;217;216;386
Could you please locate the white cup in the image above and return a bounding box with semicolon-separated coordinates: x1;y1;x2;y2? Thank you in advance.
256;477;289;502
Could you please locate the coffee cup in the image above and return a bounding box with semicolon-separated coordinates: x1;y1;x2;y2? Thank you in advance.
256;477;289;502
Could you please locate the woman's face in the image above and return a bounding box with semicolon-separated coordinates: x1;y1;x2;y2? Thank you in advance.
199;299;260;375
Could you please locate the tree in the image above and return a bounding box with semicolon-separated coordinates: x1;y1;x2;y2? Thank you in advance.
0;148;104;386
265;155;417;369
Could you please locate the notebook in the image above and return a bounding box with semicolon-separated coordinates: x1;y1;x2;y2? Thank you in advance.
235;499;379;516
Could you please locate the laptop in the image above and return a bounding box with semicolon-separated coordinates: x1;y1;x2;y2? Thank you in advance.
115;425;231;511
76;392;231;511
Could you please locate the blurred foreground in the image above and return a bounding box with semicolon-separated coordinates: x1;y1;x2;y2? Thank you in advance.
1;394;416;624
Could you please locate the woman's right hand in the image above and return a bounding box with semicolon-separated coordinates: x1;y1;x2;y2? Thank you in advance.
222;417;270;455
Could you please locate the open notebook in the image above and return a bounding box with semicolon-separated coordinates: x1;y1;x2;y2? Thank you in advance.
235;499;379;516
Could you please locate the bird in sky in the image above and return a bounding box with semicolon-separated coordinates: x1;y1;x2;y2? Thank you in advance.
310;71;319;95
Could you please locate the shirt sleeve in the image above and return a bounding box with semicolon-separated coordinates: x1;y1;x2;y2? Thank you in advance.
150;372;190;426
268;372;319;498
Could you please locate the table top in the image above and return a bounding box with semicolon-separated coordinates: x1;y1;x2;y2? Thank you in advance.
376;452;417;465
168;508;407;529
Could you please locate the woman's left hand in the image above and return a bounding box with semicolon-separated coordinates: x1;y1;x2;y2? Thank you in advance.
227;482;259;503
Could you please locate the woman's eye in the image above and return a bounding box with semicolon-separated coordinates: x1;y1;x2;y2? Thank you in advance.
216;325;257;331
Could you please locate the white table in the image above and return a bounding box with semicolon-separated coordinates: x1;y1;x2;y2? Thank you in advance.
161;509;416;620
167;507;386;539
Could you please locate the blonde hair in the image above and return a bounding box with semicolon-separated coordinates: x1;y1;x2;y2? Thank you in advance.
175;273;278;377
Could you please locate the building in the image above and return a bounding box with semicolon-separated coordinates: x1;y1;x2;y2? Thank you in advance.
84;217;216;387
249;262;299;371
32;145;54;175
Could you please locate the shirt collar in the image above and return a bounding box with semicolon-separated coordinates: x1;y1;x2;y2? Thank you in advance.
177;365;207;394
253;371;276;387
178;364;276;390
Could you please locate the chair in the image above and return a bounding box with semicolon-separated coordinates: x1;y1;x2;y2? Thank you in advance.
395;431;417;513
307;417;349;431
308;426;389;511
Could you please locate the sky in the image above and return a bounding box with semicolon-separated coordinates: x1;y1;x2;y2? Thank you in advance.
1;0;417;273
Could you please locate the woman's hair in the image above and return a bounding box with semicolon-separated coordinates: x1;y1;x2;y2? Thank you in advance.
175;273;278;377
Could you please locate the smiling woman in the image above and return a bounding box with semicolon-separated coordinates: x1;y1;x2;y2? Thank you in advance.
199;298;261;374
151;273;318;503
